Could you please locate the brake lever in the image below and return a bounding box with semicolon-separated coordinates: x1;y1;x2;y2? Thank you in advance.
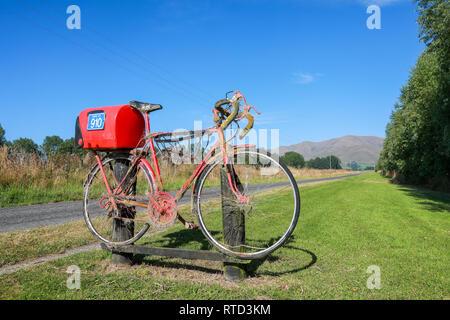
236;100;260;140
236;104;261;121
238;113;255;139
248;105;261;115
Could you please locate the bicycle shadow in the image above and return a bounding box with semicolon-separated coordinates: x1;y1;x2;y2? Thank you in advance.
132;231;317;277
133;254;223;275
137;228;215;251
132;228;222;275
245;235;317;276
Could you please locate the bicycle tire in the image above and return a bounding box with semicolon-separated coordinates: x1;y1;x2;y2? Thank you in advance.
192;149;300;260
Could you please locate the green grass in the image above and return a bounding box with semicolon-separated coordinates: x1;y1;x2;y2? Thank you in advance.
0;219;96;268
0;173;448;299
0;183;83;208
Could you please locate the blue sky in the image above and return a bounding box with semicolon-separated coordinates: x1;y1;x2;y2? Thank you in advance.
0;0;423;146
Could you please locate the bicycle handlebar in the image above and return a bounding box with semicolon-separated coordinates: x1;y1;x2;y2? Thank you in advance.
213;91;260;139
238;112;254;139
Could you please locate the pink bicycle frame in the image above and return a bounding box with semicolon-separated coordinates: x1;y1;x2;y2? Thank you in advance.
91;107;252;218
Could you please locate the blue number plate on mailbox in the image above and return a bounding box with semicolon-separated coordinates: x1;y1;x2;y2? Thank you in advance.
87;112;105;131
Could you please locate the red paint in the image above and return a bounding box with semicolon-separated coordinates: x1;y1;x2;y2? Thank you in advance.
148;123;162;186
77;105;145;150
94;152;118;211
138;157;157;191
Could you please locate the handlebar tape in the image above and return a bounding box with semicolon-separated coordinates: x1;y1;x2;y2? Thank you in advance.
213;95;256;138
238;113;254;139
214;98;240;130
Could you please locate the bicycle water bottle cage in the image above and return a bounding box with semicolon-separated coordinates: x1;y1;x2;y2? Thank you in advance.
129;100;163;113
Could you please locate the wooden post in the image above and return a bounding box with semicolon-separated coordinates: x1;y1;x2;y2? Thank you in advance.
220;166;246;281
111;156;136;265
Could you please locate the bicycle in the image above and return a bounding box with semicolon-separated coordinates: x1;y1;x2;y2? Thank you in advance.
80;91;300;260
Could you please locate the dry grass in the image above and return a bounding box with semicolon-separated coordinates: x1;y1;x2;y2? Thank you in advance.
0;145;358;207
0;146;93;189
0;146;98;207
288;168;357;180
0;145;354;190
363;179;390;184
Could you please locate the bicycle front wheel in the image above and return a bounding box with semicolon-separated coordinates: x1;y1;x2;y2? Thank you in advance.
193;150;300;259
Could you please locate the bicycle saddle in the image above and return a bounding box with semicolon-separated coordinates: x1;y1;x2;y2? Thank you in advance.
129;100;163;113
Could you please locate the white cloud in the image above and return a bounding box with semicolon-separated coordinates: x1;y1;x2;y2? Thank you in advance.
293;72;323;85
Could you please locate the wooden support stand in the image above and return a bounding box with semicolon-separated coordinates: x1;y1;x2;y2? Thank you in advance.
220;166;247;281
111;157;135;265
101;243;240;263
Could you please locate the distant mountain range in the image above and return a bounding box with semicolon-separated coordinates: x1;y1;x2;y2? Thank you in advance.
279;135;385;165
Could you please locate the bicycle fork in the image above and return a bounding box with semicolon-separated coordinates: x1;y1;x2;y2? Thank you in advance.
217;129;249;204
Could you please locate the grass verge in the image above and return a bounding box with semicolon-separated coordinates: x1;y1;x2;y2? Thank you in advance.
0;173;448;299
0;220;95;268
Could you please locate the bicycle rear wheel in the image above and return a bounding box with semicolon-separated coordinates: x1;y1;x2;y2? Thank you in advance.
83;154;155;245
193;149;300;259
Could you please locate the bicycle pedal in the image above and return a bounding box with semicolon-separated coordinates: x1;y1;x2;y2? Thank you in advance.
185;221;199;230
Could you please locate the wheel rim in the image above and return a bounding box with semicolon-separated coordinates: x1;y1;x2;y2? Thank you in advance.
194;150;300;259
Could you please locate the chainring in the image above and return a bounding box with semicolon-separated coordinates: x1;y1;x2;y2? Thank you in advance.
147;192;177;229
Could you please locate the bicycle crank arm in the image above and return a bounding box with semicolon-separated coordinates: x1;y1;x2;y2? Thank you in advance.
177;214;199;229
118;199;149;208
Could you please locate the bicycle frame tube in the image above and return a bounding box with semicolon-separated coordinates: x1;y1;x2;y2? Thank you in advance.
145;112;162;187
141;123;248;203
167;126;250;204
173;136;220;201
92;150;159;210
93;151;120;211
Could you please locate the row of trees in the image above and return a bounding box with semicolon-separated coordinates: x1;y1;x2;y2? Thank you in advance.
0;123;85;157
346;161;375;171
307;155;342;170
376;0;449;189
280;151;343;169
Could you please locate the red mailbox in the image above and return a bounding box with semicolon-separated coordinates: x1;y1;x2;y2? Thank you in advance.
75;104;145;150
